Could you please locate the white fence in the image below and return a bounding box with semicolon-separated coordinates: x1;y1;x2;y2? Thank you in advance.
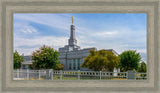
136;72;147;80
53;70;127;80
13;69;147;80
13;69;47;80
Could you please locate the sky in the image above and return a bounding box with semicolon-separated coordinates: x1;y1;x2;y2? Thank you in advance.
14;13;147;62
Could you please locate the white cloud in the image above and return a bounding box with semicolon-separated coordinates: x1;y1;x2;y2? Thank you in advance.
94;31;118;37
14;14;74;32
76;28;146;51
14;47;38;56
14;36;68;55
137;49;146;53
19;25;38;34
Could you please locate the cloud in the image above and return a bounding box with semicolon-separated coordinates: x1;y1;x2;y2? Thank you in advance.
18;25;38;34
94;31;118;37
76;28;146;50
14;14;74;32
77;36;96;48
137;49;146;53
14;36;68;55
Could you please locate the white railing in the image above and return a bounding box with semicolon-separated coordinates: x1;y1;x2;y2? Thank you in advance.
52;70;127;80
13;69;47;80
13;69;147;80
136;73;147;80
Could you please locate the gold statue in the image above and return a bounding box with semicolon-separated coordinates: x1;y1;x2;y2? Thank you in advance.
72;16;74;24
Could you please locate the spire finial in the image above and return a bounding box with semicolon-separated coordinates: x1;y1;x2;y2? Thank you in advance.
72;16;74;24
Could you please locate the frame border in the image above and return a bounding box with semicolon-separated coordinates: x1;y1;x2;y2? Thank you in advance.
0;0;159;93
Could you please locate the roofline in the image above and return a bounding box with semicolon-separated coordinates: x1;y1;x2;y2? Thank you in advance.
98;49;119;55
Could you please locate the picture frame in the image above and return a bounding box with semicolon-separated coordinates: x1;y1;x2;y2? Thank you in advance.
0;0;159;93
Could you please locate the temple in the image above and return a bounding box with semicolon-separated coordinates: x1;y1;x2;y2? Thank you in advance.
58;17;118;71
21;16;119;72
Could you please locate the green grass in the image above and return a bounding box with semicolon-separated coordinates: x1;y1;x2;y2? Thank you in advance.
53;75;78;80
52;75;127;80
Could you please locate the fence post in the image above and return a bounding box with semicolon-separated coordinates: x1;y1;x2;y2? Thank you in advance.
126;72;128;80
39;70;40;80
127;70;136;80
60;70;62;80
78;70;80;80
100;71;101;80
51;70;53;80
135;72;136;80
17;69;19;79
27;69;29;80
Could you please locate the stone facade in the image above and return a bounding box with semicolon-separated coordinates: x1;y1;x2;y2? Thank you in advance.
59;47;96;71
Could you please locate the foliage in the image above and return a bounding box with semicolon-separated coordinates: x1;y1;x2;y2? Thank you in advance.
106;51;119;71
31;45;60;70
119;50;141;71
81;49;119;71
55;63;64;70
14;50;24;69
137;61;147;72
28;64;34;69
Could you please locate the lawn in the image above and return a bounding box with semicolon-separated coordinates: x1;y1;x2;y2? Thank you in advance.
52;75;127;80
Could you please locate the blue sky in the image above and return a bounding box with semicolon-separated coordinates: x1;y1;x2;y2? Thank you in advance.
14;13;147;62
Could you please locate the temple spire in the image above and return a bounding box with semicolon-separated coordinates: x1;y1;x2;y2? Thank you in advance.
72;16;74;24
68;16;77;46
58;16;80;52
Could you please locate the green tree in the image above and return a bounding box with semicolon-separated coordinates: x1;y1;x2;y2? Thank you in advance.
119;50;141;71
14;50;24;69
137;62;147;72
55;64;64;70
106;51;119;71
81;49;119;71
31;45;60;70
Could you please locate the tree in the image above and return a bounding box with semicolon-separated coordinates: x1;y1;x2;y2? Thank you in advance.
14;50;24;69
137;62;147;72
119;50;141;71
106;51;119;71
81;49;119;71
55;64;64;70
31;45;60;70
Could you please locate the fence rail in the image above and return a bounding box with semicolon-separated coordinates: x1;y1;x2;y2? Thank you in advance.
13;69;47;80
136;73;147;80
13;69;147;80
52;70;127;80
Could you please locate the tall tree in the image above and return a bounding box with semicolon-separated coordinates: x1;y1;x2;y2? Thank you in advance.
119;50;141;71
105;51;119;71
137;62;147;72
14;50;24;69
31;45;62;70
81;49;119;71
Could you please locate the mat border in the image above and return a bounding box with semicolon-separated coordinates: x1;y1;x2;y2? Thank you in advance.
0;0;159;93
